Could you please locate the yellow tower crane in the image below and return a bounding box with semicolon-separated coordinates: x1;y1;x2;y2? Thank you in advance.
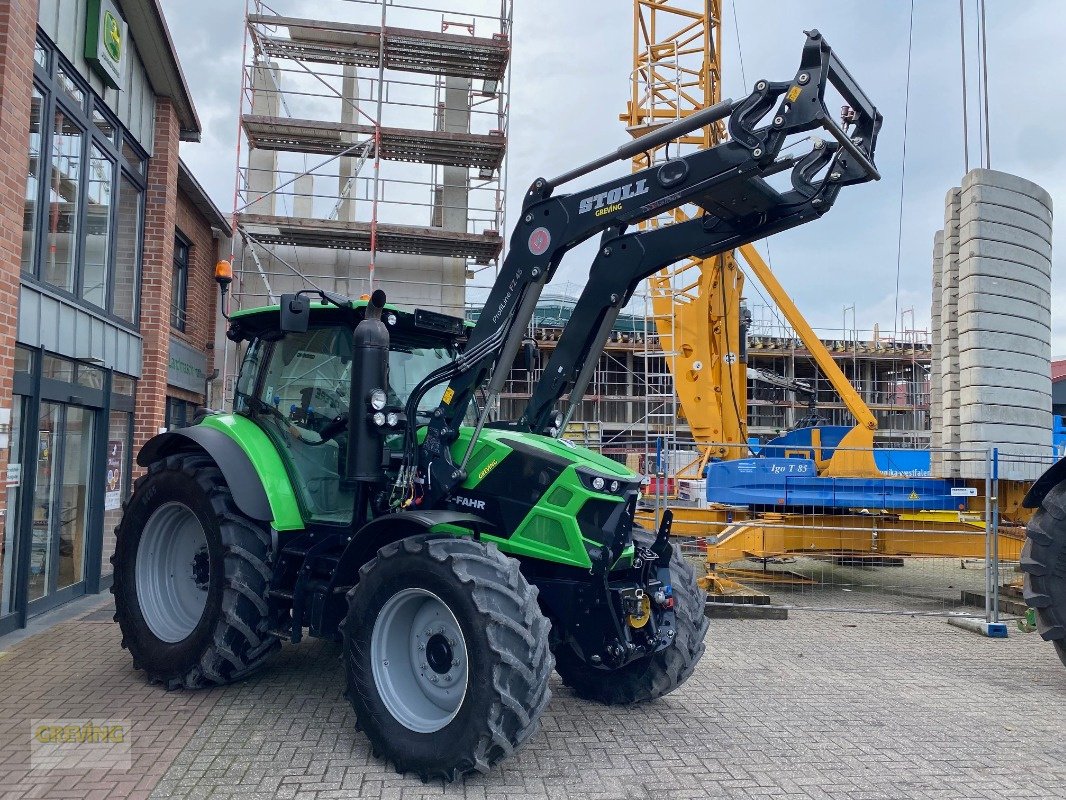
621;0;880;479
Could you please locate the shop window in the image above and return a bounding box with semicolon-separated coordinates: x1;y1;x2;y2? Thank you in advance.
22;88;45;275
91;108;117;144
121;140;146;176
0;400;25;619
21;36;147;325
43;107;83;294
165;397;197;430
42;354;75;383
14;347;35;375
112;173;142;323
34;40;48;71
100;410;132;580
83;146;114;309
75;363;105;391
112;374;136;397
171;236;190;331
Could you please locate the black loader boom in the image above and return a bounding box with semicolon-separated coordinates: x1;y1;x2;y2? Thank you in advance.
405;30;882;503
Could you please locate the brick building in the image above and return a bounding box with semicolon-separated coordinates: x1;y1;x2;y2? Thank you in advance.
0;0;225;634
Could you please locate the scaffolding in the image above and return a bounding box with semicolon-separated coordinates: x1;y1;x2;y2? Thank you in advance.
229;0;512;316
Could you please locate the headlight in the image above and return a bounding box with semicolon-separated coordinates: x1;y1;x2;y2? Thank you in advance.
369;388;387;411
610;480;619;493
386;412;399;427
372;411;386;426
592;476;606;491
386;313;398;326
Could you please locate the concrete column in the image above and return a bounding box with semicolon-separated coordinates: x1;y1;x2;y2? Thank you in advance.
956;169;1053;481
940;188;962;477
247;63;280;216
293;174;314;218
338;65;360;224
440;76;472;316
930;229;944;476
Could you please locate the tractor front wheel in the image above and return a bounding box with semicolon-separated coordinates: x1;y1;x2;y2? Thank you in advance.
554;539;708;704
343;536;553;782
112;453;279;688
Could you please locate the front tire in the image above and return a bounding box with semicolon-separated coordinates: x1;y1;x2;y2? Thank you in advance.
112;452;279;688
1023;481;1066;667
343;536;553;782
554;539;708;704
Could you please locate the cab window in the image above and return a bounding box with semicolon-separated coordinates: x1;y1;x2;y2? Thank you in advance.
255;327;354;524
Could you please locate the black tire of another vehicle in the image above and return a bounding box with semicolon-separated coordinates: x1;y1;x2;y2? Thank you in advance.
1023;480;1066;668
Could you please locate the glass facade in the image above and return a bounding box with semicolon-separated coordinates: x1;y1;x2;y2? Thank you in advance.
5;348;136;622
22;34;147;326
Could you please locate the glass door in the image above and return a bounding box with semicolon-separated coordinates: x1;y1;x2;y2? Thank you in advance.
27;402;93;606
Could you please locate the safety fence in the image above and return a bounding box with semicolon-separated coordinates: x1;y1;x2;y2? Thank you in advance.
632;443;1057;623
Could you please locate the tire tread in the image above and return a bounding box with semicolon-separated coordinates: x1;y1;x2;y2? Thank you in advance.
343;536;553;783
112;452;280;688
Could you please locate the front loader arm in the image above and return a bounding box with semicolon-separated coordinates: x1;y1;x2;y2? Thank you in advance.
403;29;881;507
516;137;863;435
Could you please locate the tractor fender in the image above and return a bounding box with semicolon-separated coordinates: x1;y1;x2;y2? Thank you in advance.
137;427;272;521
1022;455;1066;509
330;510;494;591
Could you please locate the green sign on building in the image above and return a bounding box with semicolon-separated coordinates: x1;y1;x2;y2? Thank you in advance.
85;0;127;90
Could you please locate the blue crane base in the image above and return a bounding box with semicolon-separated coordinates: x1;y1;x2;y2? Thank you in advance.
706;426;969;512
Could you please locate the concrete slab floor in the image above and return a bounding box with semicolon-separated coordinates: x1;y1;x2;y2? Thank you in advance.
0;593;1062;800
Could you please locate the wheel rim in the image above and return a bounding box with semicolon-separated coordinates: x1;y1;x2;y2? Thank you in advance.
135;502;210;643
370;588;469;733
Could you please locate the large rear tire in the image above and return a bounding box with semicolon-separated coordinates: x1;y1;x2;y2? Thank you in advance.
343;536;553;782
554;539;708;704
1022;481;1066;668
112;452;279;688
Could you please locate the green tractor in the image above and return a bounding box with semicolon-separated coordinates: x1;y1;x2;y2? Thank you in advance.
112;32;880;781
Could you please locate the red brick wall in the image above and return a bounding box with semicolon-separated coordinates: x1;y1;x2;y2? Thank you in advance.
133;98;181;462
0;0;39;521
173;190;221;400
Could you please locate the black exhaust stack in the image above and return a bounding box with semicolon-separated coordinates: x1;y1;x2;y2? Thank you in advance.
349;289;390;527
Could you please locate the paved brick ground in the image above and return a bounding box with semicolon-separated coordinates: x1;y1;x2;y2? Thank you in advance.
0;590;1063;800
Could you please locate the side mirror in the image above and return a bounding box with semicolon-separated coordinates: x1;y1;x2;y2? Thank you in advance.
280;294;310;333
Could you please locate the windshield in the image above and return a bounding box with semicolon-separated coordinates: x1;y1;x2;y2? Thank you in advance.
388;344;453;413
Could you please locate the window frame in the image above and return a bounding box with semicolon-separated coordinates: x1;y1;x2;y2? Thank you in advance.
22;32;149;329
171;232;191;332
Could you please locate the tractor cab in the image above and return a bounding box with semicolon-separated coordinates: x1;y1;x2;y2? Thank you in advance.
223;297;466;524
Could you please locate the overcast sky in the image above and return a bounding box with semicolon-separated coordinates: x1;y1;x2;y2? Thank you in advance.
159;0;1065;350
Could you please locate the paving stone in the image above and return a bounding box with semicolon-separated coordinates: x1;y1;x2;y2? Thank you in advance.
1;590;1065;799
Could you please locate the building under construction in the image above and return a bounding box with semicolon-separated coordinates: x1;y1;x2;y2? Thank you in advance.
229;0;512;321
482;295;932;457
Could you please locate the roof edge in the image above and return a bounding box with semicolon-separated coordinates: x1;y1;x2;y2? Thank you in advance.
118;0;201;140
178;159;230;232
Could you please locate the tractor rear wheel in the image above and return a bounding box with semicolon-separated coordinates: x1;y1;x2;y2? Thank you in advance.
343;536;553;782
554;538;708;704
112;452;279;688
1022;480;1066;668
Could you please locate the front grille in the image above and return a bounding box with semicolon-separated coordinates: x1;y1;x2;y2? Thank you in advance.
577;499;621;546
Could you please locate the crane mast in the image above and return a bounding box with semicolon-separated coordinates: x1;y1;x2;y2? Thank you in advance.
624;0;882;479
624;0;748;470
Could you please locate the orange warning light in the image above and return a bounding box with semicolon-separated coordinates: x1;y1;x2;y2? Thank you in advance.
214;260;233;288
